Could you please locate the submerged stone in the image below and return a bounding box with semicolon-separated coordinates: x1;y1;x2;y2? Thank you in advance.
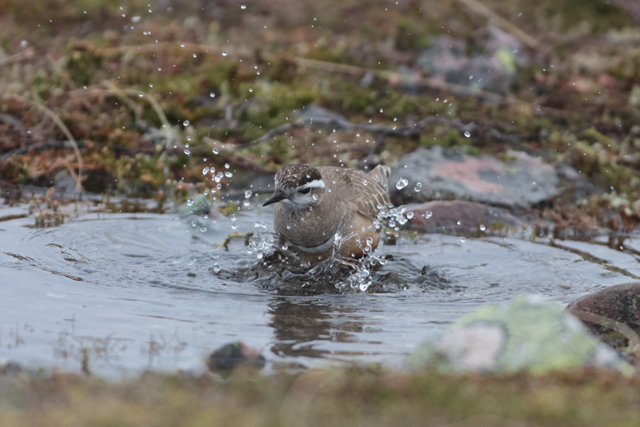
207;341;266;372
408;294;635;375
390;146;561;209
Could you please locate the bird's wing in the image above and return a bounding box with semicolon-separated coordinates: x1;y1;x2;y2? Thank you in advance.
366;165;391;191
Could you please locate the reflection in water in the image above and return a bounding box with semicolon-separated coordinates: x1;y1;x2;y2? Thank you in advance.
269;298;364;359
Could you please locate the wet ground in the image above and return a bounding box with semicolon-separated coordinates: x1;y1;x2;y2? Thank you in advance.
0;200;637;376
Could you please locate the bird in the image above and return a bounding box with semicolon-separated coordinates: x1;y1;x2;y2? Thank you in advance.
263;163;392;264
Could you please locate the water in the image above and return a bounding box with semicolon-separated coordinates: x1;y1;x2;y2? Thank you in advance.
0;202;636;375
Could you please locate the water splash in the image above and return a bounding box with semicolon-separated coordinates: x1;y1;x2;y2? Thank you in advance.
396;179;408;190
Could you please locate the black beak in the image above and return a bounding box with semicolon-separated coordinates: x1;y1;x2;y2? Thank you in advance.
263;190;286;207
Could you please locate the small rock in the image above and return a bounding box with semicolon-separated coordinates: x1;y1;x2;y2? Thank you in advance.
177;194;212;218
408;294;634;375
207;341;266;372
0;360;22;375
390;146;561;210
568;282;640;361
415;26;529;94
294;105;349;124
406;200;519;234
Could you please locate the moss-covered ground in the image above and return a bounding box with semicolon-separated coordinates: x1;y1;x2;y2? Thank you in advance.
2;0;640;210
2;367;640;426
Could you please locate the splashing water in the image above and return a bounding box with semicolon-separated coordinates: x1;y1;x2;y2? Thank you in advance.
237;202;417;293
396;179;408;190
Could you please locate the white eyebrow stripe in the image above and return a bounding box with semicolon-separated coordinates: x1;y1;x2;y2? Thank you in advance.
299;179;325;189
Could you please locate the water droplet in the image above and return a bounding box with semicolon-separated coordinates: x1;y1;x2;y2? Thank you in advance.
225;163;230;169
202;167;210;175
183;120;190;126
312;194;318;201
212;148;219;154
240;4;246;9
186;198;194;206
414;182;422;192
225;172;233;178
254;221;267;229
200;227;207;232
149;83;153;88
479;224;486;231
245;190;253;198
379;108;383;113
282;244;288;250
210;93;216;98
456;220;461;226
396;178;408;190
356;133;360;137
363;179;368;186
183;149;190;155
222;51;228;57
424;210;433;219
286;225;291;230
406;211;414;219
249;88;253;92
212;263;221;273
459;236;466;243
464;131;471;138
138;92;144;98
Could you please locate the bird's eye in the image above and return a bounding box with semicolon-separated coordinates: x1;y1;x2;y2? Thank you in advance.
299;187;311;194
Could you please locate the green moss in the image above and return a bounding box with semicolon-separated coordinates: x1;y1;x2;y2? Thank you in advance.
202;62;238;90
64;42;104;86
542;0;630;32
3;367;640;426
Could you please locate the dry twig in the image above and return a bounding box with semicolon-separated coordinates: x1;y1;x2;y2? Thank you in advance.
10;95;84;194
234;114;525;151
0;48;36;68
455;0;539;49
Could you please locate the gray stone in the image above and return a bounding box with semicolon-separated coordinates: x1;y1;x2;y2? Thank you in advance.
415;26;529;94
390;146;561;209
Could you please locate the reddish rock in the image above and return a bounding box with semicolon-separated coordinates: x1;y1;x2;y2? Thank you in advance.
406;200;519;233
568;282;640;330
389;146;561;210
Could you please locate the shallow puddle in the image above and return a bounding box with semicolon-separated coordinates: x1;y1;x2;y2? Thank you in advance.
0;203;637;375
